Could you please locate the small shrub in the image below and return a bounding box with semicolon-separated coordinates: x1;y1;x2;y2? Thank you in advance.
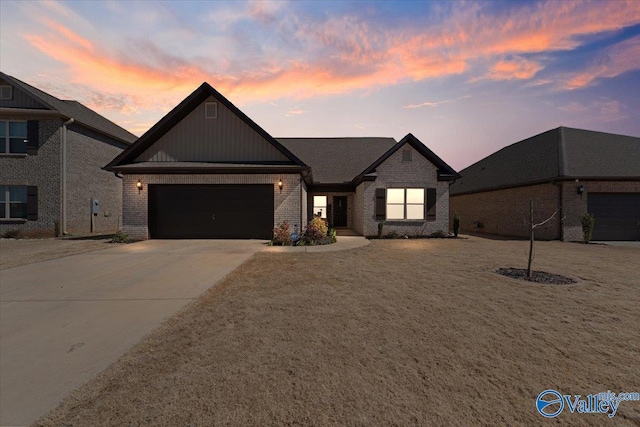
430;230;448;238
377;221;384;238
453;212;460;237
3;229;22;239
272;221;292;246
54;220;61;237
385;230;399;239
303;216;329;244
329;228;337;244
111;230;129;243
581;213;595;243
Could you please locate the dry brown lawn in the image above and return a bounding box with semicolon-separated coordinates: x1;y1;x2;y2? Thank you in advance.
35;237;640;426
0;237;113;270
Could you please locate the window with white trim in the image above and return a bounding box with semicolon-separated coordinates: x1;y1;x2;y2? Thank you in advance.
0;121;28;154
313;195;327;218
0;186;28;219
386;188;424;220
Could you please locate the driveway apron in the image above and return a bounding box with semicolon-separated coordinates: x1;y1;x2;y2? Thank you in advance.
0;240;263;427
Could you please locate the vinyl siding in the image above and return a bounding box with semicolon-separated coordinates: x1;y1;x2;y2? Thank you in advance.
0;80;48;109
136;96;290;163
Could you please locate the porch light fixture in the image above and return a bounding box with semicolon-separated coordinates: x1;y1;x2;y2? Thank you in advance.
577;184;584;197
277;179;283;193
136;179;143;193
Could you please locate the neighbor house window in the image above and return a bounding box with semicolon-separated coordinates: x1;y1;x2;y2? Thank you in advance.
0;186;27;219
313;195;327;218
0;121;28;154
386;188;424;220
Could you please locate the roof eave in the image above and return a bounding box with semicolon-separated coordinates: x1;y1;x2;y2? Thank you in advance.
450;175;640;196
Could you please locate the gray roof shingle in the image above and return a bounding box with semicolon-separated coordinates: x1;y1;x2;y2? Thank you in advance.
277;137;397;183
1;72;137;144
450;127;640;195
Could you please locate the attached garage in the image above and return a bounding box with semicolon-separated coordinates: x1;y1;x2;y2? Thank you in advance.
149;184;274;239
588;193;640;241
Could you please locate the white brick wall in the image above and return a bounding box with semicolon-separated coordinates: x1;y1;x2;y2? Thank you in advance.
122;173;301;240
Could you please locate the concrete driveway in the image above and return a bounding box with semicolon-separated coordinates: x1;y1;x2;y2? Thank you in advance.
0;240;264;427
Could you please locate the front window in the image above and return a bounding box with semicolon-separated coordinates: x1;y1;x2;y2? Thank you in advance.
0;121;28;154
313;195;327;218
0;186;28;219
386;188;424;220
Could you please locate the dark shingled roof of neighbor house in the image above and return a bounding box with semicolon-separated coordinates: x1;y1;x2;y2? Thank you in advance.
1;72;137;144
450;127;640;196
277;137;397;184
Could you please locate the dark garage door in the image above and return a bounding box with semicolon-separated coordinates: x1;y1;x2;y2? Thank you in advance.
149;184;274;239
588;193;640;241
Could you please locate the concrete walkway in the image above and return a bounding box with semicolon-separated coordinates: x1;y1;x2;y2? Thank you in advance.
0;240;263;427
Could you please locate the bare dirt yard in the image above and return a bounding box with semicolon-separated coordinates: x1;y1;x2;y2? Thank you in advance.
0;237;113;270
35;236;639;426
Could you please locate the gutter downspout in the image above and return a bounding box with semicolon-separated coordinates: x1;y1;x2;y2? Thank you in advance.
61;118;74;235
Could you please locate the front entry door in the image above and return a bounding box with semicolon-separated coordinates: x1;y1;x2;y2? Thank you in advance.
333;196;348;227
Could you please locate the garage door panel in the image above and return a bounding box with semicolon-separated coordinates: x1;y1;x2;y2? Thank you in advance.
588;193;640;241
149;184;274;239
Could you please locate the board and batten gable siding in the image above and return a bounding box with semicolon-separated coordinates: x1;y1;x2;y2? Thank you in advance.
135;96;291;163
0;79;49;109
360;143;450;237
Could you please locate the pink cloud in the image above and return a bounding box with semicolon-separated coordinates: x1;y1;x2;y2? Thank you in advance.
564;35;640;89
483;57;543;81
17;0;640;134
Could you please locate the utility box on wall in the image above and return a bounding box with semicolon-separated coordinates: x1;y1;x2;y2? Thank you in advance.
90;198;99;216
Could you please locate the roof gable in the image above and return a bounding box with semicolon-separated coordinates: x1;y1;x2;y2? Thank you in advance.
354;133;460;183
135;95;291;163
107;83;306;169
0;72;136;144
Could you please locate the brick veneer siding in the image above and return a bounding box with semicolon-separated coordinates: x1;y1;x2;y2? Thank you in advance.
450;183;560;240
122;173;302;240
0;118;62;236
360;144;450;237
450;180;640;241
352;183;366;235
65;124;127;234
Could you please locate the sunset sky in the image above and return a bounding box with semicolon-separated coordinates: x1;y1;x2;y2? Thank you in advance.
1;0;639;170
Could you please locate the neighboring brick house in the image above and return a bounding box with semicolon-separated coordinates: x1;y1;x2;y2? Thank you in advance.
105;82;459;240
450;127;640;241
0;72;137;237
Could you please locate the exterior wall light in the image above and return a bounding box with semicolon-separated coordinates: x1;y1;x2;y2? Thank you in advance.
137;179;143;193
277;179;283;193
577;184;585;197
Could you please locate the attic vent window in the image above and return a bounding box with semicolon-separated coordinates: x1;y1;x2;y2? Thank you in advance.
205;102;217;119
0;85;12;101
402;149;412;162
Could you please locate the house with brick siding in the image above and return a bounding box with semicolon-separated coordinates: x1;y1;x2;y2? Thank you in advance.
105;82;459;240
450;127;640;241
0;72;137;237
